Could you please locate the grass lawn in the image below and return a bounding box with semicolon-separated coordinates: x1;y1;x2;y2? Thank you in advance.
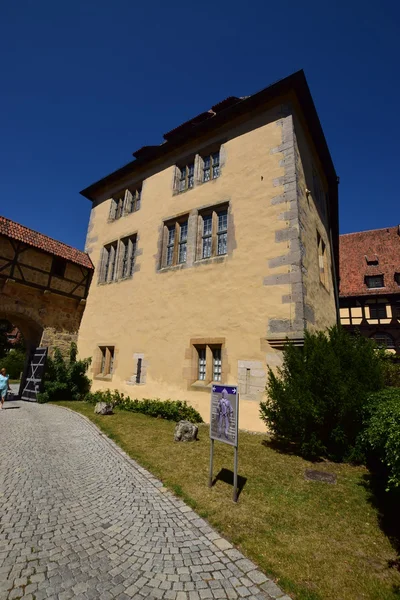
53;401;400;600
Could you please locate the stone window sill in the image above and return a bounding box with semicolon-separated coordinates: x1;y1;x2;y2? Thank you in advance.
158;263;187;273
194;255;227;267
94;374;113;381
191;380;223;390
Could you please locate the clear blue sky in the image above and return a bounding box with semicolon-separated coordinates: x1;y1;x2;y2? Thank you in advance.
1;0;399;251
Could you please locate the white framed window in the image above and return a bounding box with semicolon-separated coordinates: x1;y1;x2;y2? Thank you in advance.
177;163;195;192
126;188;142;214
194;343;222;383
120;235;137;278
198;347;206;381
199;205;228;260
99;242;118;283
202;151;220;182
162;217;189;268
212;347;222;381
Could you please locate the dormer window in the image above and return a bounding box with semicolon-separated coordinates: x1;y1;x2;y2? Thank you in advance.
365;254;379;265
365;275;384;288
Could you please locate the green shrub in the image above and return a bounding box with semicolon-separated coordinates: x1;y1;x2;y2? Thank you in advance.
37;343;91;403
381;354;400;387
260;326;384;460
85;389;203;423
0;349;25;379
363;388;400;490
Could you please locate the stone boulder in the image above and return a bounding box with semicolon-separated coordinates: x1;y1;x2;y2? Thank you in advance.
174;420;198;442
94;402;114;415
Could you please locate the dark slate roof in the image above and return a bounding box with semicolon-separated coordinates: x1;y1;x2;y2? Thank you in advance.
339;226;400;297
0;216;94;270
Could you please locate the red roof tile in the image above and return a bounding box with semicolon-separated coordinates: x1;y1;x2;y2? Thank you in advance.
0;216;94;270
339;226;400;297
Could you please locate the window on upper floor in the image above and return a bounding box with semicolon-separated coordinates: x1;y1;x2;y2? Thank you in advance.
51;257;67;278
162;216;189;268
198;205;228;260
120;235;137;279
109;187;142;220
126;188;142;214
99;241;118;283
317;231;329;289
369;302;387;320
395;273;400;285
176;162;195;193
201;150;220;182
99;234;138;284
365;275;384;289
365;254;379;266
109;196;124;221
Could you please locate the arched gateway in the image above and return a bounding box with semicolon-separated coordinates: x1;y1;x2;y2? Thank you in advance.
0;216;93;399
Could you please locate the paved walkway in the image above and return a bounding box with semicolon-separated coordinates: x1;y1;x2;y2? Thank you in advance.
0;401;289;600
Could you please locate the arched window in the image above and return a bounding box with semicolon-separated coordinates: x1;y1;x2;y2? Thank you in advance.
371;333;395;350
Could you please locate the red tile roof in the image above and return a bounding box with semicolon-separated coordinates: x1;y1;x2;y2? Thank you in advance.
339;226;400;297
0;216;94;270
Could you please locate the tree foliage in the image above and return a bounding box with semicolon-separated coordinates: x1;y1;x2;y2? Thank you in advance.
37;343;91;403
0;349;25;379
260;326;384;460
362;388;400;490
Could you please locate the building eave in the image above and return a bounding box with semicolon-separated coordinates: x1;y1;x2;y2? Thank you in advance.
80;69;338;201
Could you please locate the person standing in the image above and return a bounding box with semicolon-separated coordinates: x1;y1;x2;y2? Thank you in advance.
0;368;10;409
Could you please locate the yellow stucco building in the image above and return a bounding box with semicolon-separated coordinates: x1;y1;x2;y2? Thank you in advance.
78;70;339;431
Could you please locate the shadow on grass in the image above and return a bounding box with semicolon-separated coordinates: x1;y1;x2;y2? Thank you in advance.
211;468;247;499
261;437;324;463
360;460;400;573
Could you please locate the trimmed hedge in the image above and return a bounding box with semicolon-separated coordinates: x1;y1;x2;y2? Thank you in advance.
85;389;203;423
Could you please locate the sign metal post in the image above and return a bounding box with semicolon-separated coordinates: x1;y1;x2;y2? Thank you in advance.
209;384;239;502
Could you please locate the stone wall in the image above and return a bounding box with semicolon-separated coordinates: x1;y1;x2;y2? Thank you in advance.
78;96;338;432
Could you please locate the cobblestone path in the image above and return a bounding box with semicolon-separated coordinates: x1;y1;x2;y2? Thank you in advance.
0;401;289;600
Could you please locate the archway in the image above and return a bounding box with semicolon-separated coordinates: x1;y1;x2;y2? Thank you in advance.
0;306;44;352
